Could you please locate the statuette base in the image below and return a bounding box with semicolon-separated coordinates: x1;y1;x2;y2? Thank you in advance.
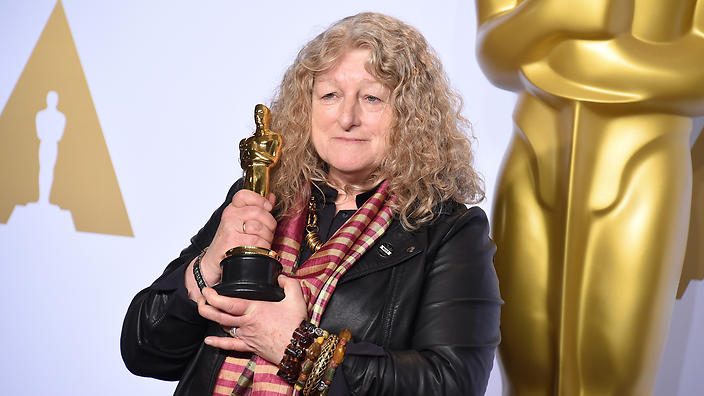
214;247;285;301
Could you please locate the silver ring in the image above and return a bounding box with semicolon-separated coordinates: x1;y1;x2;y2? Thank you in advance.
230;327;238;338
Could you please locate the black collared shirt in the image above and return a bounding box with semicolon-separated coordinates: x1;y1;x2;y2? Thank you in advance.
297;183;378;265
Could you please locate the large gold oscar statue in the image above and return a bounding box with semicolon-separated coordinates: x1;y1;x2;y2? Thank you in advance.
475;1;704;394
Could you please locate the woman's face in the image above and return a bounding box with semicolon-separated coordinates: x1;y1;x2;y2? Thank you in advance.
311;48;392;187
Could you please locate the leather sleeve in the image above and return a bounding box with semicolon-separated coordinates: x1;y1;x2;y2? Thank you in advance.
340;206;502;395
120;180;242;380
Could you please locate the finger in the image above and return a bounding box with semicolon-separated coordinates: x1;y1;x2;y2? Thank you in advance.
242;210;277;235
237;234;273;250
279;275;304;301
241;219;275;241
198;301;245;327
267;193;276;207
202;287;252;316
204;335;254;352
232;189;273;211
222;325;239;338
219;204;252;232
222;205;276;237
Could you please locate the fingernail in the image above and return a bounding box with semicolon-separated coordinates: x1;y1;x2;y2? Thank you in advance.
204;337;213;346
265;201;273;211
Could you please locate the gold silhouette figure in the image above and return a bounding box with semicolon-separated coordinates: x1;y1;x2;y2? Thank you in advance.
239;104;282;198
475;0;704;394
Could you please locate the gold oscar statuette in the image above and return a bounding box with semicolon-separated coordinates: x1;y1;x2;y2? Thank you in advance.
213;104;285;301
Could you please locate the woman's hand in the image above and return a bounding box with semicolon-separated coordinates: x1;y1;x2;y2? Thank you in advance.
201;189;277;287
198;275;308;364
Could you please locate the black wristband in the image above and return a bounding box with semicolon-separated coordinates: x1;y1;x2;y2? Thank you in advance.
193;248;209;291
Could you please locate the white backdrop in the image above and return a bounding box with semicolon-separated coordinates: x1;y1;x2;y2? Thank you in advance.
0;1;701;395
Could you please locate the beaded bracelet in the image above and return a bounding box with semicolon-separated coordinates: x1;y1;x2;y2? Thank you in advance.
277;321;352;394
315;328;351;395
302;334;339;396
293;336;324;391
277;320;326;384
192;248;209;291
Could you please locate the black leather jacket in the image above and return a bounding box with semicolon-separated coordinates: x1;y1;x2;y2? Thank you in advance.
121;181;502;395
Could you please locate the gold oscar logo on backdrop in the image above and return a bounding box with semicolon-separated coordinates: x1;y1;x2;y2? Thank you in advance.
0;0;133;236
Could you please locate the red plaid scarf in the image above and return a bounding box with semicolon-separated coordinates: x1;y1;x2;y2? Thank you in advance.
212;180;394;396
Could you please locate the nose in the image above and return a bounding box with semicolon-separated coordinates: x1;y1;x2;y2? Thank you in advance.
338;97;361;131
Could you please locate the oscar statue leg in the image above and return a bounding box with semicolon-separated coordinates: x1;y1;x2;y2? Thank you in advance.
558;109;693;395
493;93;570;396
679;130;704;297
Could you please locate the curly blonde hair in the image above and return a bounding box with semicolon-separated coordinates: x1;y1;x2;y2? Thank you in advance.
269;12;484;230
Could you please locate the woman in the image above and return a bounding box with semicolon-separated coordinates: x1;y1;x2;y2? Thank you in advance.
121;12;501;396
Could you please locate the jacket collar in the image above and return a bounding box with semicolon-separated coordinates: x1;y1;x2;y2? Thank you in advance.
340;219;423;284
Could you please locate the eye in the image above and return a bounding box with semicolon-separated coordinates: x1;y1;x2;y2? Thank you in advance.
365;95;381;103
321;92;336;100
